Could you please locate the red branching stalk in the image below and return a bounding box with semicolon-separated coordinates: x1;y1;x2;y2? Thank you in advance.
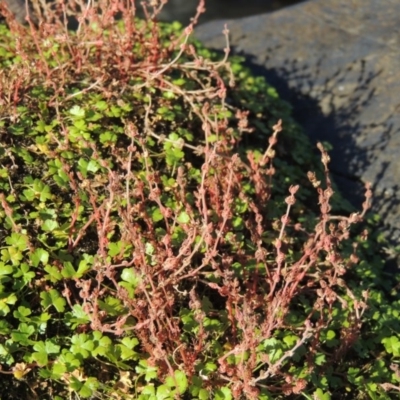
0;1;374;396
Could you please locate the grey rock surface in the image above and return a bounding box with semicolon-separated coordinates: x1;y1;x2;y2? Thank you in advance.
0;0;37;24
141;0;307;24
194;0;400;243
1;0;306;25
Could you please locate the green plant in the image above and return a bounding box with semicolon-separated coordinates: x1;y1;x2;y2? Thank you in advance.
0;1;399;399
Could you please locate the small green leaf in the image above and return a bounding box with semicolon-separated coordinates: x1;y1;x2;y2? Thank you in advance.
204;362;217;373
79;378;98;398
165;370;188;394
121;337;139;350
70;333;95;359
382;336;400;357
215;387;232;400
198;389;210;400
87;159;99;173
12;263;35;288
5;232;29;251
40;289;66;312
32;340;60;366
145;242;155;255
313;388;331;400
94;100;108;111
13;306;31;321
0;263;13;276
283;334;299;348
69;105;85;117
76;256;92;277
44;265;63;282
121;268;140;286
78;158;89;177
92;331;112;357
117;340;139;361
0;343;15;365
51;362;67;379
30;248;49;267
72;304;90;320
69;376;83;391
152;208;164;222
61;262;76;278
267;87;279;98
141;385;155;396
156;384;172;400
1;247;23;265
172;78;186;86
41;219;59;232
109;105;122;118
135;360;158;382
73;119;87;130
65;304;90;329
180;308;198;333
58;350;81;369
34;181;52;202
166;147;184;166
177;211;190;224
315;353;326;366
232;216;243;229
347;367;361;385
207;134;218;143
11;323;35;345
108;241;123;257
98;297;125;317
0;293;17;316
162;91;176;99
261;338;283;363
99;131;117;145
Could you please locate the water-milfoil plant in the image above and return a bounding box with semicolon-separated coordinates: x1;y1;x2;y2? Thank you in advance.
0;1;398;399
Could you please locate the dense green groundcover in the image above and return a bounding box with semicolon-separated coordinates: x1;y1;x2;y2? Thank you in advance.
0;12;399;400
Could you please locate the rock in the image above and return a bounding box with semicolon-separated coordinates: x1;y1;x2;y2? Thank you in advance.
1;0;306;25
1;0;37;24
194;0;400;243
139;0;307;24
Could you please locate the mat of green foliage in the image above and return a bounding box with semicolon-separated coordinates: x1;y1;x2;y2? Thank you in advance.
0;6;399;400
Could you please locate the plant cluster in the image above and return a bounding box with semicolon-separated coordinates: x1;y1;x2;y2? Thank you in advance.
0;1;399;399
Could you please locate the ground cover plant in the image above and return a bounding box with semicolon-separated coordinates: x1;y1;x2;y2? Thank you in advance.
0;0;400;399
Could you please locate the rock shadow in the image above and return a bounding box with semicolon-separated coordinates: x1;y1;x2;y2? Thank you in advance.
232;47;400;236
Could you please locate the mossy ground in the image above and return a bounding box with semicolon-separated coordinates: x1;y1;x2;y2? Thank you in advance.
0;3;399;399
